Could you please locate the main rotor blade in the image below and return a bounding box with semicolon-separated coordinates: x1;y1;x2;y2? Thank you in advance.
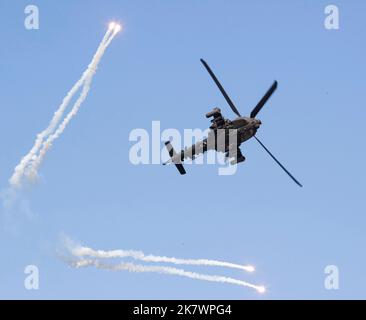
200;59;241;117
254;136;303;187
250;81;278;118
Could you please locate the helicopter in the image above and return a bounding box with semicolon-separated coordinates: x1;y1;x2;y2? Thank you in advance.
163;59;302;187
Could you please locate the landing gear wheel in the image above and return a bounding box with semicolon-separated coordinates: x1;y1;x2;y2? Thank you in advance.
230;155;245;165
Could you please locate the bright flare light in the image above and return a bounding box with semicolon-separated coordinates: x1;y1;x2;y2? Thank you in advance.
245;265;255;273
114;24;122;33
109;22;116;30
257;286;266;294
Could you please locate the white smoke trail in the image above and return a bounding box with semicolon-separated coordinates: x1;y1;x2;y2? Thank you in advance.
70;244;255;272
27;29;120;179
9;24;120;187
67;258;265;293
9;28;113;186
61;237;265;293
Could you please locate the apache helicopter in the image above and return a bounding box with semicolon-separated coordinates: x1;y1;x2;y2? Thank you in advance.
163;59;302;187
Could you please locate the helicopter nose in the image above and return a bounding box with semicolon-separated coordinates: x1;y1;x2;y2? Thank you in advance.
255;119;262;128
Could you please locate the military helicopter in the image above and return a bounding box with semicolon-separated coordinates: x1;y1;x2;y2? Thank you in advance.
163;59;302;187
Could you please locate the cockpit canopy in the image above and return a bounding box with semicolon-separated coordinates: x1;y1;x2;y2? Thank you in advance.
231;117;250;128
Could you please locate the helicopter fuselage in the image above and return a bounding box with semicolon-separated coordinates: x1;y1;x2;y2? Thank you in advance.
163;59;302;187
168;112;262;165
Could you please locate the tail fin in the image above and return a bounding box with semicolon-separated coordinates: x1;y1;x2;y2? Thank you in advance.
164;141;186;175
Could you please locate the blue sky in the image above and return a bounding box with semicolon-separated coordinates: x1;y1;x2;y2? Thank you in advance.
0;0;365;299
